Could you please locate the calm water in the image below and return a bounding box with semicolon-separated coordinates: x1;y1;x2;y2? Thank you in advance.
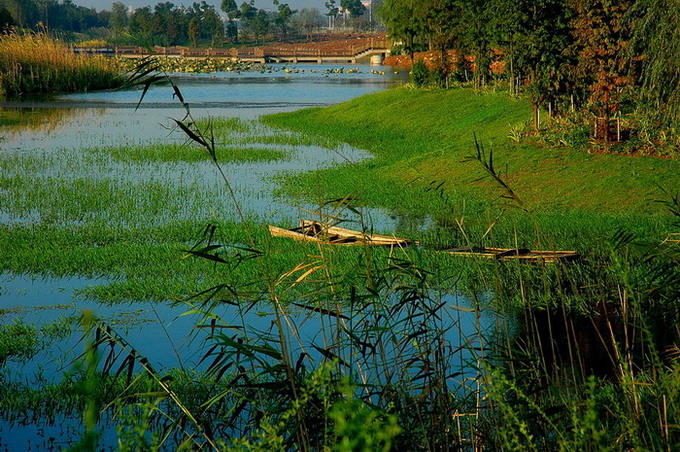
0;65;493;449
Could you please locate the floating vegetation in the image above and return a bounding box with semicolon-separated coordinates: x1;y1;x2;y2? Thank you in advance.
114;57;260;74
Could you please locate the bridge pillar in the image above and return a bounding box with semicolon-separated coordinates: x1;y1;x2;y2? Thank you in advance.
370;54;385;66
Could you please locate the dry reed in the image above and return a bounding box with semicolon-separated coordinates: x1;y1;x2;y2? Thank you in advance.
0;30;121;97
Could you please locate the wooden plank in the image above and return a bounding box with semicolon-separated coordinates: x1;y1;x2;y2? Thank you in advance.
444;247;579;263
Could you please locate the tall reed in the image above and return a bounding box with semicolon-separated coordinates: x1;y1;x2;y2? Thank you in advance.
0;30;122;98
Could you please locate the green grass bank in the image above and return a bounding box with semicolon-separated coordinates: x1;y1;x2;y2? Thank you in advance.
264;87;680;218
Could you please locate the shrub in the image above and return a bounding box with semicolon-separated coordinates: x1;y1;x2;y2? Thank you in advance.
411;59;429;88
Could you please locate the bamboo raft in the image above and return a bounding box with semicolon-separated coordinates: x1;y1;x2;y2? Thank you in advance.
443;246;580;263
268;220;414;247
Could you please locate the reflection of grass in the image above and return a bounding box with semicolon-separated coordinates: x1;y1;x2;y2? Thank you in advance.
0;107;87;130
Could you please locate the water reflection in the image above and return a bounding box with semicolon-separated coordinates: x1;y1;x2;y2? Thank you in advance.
0;107;103;137
508;305;680;380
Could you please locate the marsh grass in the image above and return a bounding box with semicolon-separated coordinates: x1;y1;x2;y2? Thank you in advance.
0;316;75;365
0;30;122;98
202;117;344;149
105;143;291;163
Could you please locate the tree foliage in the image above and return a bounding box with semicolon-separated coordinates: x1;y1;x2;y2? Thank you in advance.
0;0;109;31
629;0;680;122
380;0;679;132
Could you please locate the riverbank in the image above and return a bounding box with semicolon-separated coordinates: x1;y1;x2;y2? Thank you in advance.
265;87;679;216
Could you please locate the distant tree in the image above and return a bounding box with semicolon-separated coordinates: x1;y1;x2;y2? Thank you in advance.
221;0;239;42
571;0;633;139
188;16;199;46
425;0;462;78
109;2;128;35
0;6;14;29
252;9;270;42
379;0;428;61
341;0;366;17
511;0;574;129
459;0;494;89
292;7;324;38
272;0;295;41
489;0;523;94
325;0;338;28
239;1;257;39
129;6;155;44
1;0;38;27
202;5;224;46
220;0;236;14
629;0;680;123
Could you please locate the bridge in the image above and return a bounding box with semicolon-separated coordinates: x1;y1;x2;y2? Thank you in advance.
75;39;392;65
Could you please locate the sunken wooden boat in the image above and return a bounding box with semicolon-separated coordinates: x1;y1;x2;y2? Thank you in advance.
443;246;580;263
268;220;414;247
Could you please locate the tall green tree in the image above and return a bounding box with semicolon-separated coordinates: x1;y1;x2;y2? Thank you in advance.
129;6;155;44
272;0;295;41
341;0;366;17
221;0;239;42
511;0;574;128
459;0;495;89
252;8;270;43
489;0;523;94
379;0;428;61
202;5;224;46
109;2;128;35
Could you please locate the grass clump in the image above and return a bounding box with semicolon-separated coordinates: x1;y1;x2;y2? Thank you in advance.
0;30;122;98
0;321;39;364
0;317;76;365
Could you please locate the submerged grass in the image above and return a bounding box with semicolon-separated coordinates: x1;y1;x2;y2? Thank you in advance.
0;31;122;98
105;143;291;163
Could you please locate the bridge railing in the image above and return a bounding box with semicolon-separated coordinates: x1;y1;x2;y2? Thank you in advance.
101;39;390;59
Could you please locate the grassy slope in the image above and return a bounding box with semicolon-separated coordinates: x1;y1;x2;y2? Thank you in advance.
264;87;680;215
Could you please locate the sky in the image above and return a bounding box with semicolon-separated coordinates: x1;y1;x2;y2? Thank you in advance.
76;0;323;12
